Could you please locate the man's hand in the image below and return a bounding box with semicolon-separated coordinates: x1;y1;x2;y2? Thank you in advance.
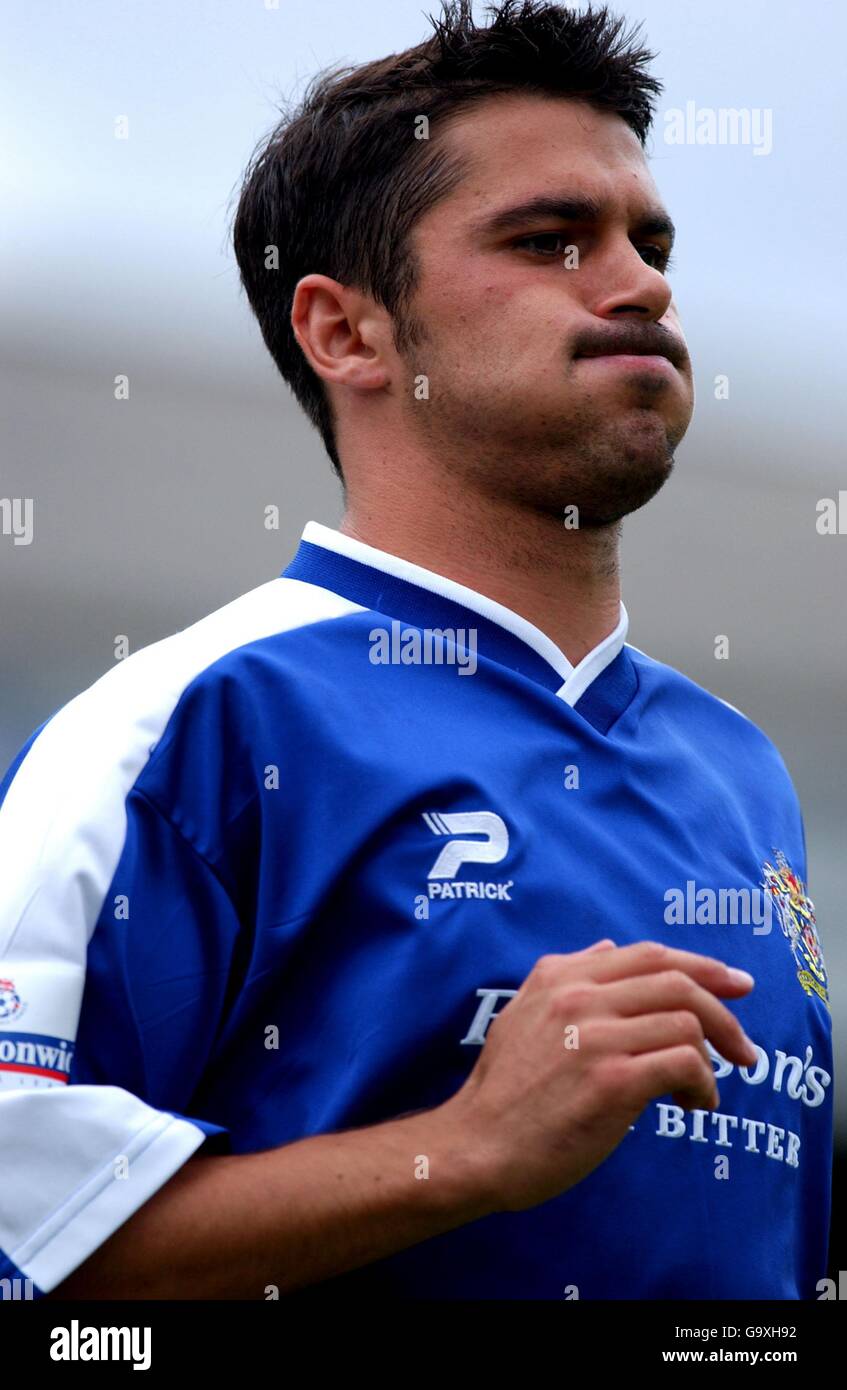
444;939;757;1212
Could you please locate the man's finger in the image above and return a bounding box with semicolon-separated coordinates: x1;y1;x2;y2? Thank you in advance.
601;973;755;1067
579;941;755;997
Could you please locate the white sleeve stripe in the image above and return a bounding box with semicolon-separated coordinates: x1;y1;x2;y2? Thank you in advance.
0;575;364;1291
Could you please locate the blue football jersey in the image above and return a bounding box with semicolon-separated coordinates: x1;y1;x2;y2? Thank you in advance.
0;521;833;1299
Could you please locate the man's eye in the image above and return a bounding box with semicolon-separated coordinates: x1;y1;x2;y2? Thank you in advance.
514;234;675;273
514;232;574;256
638;244;675;273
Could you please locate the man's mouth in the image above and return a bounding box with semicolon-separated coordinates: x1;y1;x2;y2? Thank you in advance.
574;350;677;376
573;327;686;372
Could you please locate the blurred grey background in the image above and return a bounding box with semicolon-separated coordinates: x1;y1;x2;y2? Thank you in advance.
2;0;844;1252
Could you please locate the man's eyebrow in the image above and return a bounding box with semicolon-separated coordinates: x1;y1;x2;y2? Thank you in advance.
469;194;676;249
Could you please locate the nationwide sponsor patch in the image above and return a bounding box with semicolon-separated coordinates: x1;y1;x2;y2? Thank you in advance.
0;1030;74;1086
762;851;829;1009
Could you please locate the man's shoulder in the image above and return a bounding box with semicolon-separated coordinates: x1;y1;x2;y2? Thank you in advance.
0;574;365;815
625;641;792;775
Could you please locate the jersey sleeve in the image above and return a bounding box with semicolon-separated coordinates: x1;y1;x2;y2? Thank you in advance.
0;723;242;1298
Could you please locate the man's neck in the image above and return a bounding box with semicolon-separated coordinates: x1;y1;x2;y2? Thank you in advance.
339;492;622;670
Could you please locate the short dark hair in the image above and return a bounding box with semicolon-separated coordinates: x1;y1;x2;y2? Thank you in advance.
233;1;662;478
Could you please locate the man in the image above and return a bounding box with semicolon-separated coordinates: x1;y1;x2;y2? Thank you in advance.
0;1;832;1300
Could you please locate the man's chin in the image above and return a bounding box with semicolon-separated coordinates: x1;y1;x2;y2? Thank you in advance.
567;451;675;528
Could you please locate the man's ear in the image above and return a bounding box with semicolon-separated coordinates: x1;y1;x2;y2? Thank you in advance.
291;275;391;390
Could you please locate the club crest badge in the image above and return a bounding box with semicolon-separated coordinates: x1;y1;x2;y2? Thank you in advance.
0;978;26;1025
762;852;829;1009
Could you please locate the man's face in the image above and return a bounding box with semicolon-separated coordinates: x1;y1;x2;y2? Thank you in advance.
393;93;695;525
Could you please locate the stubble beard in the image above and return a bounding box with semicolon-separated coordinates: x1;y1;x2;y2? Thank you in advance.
394;334;679;529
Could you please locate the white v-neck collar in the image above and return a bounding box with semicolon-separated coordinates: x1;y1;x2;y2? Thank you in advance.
301;520;629;708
